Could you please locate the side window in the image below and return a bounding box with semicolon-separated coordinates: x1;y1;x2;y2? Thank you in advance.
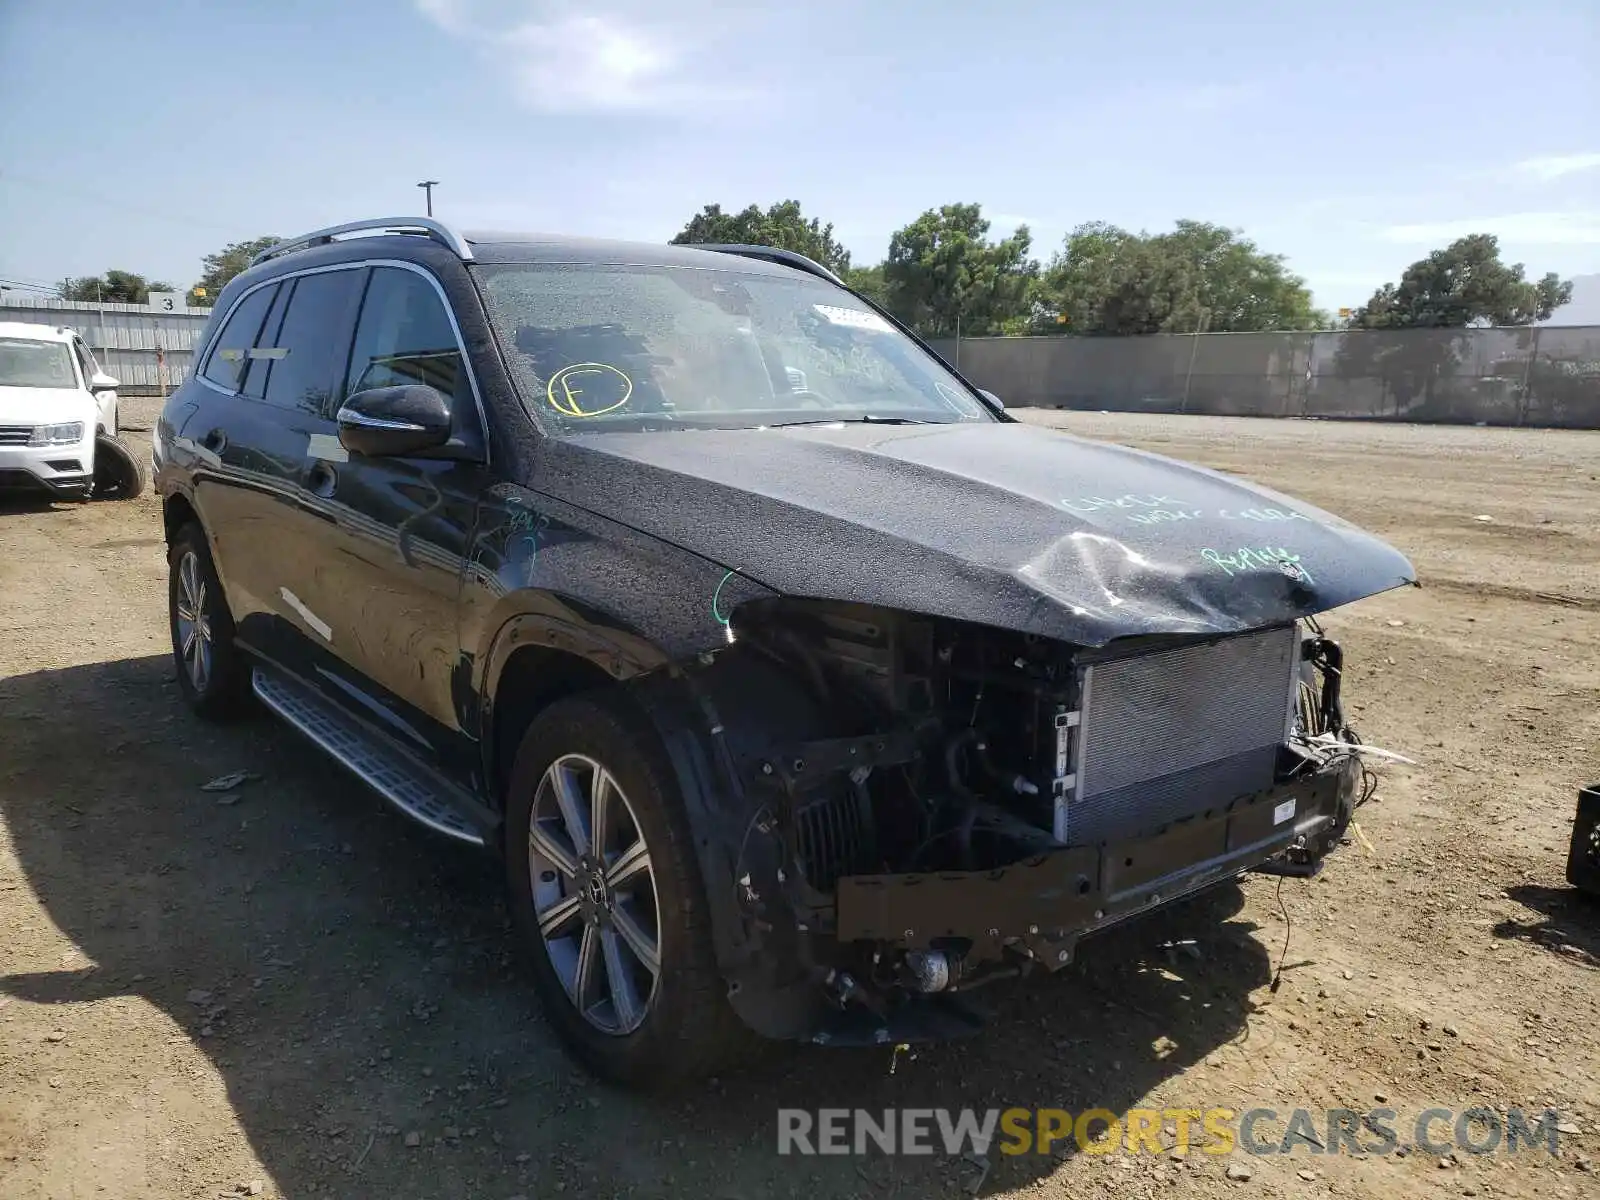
256;270;360;415
201;284;277;392
345;267;469;406
243;284;293;400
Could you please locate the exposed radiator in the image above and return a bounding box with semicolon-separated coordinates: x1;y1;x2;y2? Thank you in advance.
1058;624;1298;846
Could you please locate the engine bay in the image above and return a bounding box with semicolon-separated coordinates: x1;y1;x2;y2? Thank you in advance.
733;599;1350;872
700;598;1363;1022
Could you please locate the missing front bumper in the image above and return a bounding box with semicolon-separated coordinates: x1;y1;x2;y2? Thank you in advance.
835;762;1354;965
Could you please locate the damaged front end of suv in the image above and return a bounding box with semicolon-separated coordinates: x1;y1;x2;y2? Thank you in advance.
516;409;1418;1051
627;592;1379;1046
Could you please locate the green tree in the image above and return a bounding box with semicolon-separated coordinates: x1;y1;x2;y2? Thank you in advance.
843;263;887;307
1035;220;1317;335
882;203;1037;338
1349;233;1571;328
1335;236;1572;420
670;201;851;275
58;270;174;305
191;236;283;304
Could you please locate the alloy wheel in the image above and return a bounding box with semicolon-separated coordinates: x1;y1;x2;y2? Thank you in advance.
527;753;661;1035
174;550;213;693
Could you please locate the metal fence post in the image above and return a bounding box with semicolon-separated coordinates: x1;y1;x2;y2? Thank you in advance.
1180;332;1197;413
1180;311;1211;413
1517;325;1541;426
1285;334;1302;416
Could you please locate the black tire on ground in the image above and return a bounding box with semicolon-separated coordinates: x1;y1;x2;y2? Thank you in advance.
93;434;147;500
504;693;763;1086
167;522;252;720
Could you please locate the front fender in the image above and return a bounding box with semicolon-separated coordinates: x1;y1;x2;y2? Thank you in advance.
628;654;841;1040
460;484;775;699
456;480;777;754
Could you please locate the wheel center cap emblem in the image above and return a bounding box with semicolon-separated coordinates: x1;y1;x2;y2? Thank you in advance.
587;874;606;905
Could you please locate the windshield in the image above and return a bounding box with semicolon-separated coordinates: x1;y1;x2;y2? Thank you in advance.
476;262;994;433
0;338;78;389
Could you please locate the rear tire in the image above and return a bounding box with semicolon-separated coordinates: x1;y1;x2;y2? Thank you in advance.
93;434;146;500
504;693;761;1085
168;522;251;720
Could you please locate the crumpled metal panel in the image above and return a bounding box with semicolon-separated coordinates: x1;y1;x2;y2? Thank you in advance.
530;420;1416;651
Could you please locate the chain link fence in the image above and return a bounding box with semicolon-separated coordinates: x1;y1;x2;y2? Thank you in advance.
929;327;1600;429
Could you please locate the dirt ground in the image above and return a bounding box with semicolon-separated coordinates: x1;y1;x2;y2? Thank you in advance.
2;400;1596;1200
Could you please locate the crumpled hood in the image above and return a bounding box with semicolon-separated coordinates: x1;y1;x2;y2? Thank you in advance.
0;386;92;426
535;420;1416;646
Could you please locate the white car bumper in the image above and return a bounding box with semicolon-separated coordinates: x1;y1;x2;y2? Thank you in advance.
0;426;96;498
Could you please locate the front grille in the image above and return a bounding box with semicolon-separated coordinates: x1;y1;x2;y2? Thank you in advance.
1063;625;1297;845
0;425;32;446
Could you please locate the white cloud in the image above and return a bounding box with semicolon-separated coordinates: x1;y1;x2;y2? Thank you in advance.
1512;153;1600;182
497;14;680;112
413;1;760;115
414;0;471;34
1379;211;1600;246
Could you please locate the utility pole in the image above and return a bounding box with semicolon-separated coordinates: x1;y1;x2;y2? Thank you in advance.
95;279;106;369
417;180;439;217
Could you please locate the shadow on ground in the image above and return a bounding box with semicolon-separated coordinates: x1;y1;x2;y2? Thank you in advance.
1494;885;1599;970
2;654;1279;1198
0;494;66;515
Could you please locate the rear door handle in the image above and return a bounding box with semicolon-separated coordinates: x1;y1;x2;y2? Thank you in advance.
305;460;338;498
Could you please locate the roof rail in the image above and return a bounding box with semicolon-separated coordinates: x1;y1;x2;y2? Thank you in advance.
693;244;844;287
251;218;475;267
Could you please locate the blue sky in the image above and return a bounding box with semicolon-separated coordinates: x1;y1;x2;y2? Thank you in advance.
2;0;1596;310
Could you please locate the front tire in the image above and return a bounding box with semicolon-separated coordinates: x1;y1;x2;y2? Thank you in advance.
168;523;250;719
504;693;758;1085
93;434;146;500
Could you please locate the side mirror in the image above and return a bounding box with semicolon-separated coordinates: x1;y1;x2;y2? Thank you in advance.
90;371;120;393
337;384;452;457
978;388;1004;411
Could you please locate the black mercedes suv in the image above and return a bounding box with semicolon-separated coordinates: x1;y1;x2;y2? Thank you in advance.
153;217;1414;1084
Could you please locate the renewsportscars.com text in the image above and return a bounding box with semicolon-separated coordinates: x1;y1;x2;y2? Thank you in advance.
776;1106;1567;1158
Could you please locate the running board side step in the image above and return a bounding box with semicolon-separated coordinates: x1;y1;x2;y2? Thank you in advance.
252;667;487;847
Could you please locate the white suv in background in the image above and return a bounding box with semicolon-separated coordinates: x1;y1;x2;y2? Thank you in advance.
0;320;143;500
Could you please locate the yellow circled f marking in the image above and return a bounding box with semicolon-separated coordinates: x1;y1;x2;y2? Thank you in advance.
547;362;633;417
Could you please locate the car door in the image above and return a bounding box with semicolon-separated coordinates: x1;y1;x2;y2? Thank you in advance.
298;263;491;786
240;266;368;681
185;280;299;658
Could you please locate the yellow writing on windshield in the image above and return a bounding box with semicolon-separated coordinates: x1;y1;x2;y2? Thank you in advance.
547;362;633;417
